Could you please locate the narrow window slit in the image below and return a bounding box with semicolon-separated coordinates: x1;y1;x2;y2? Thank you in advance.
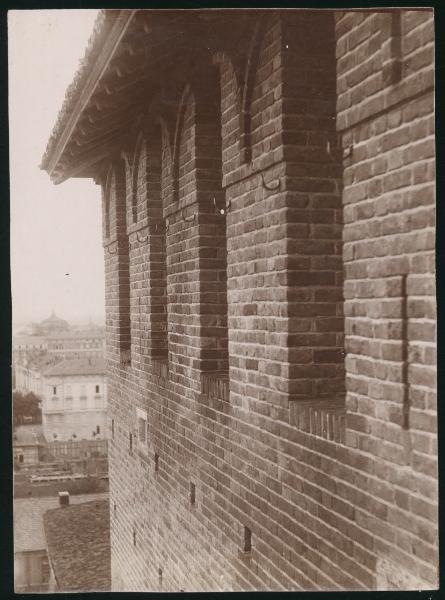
401;274;410;430
243;526;252;553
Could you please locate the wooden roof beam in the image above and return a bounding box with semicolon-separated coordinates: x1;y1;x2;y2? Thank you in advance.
44;9;138;179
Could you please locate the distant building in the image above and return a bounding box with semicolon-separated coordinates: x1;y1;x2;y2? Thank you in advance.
41;357;108;442
43;496;111;592
13;424;44;467
47;329;105;360
13;319;105;395
12;311;71;391
12;423;108;475
33;311;70;336
15;353;61;397
13;335;48;355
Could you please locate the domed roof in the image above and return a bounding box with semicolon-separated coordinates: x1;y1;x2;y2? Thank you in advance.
38;311;70;333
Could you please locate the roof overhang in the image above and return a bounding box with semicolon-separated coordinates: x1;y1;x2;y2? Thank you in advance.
41;9;138;184
40;9;271;185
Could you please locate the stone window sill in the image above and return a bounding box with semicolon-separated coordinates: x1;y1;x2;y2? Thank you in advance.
152;358;169;380
120;349;131;366
289;397;345;444
238;550;253;563
201;371;229;402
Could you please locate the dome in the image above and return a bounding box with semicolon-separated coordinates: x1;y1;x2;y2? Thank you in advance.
36;311;70;334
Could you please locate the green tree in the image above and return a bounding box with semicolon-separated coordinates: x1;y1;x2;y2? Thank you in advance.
13;391;42;425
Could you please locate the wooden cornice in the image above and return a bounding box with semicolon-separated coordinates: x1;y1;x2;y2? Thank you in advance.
45;9;138;183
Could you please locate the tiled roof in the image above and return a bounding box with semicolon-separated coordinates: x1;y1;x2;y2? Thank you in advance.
40;311;69;327
47;329;105;340
43;499;111;592
27;353;62;371
40;10;110;170
43;357;106;377
14;493;108;554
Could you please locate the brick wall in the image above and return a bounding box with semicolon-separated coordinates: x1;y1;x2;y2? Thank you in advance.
336;9;436;588
103;160;131;363
99;9;437;592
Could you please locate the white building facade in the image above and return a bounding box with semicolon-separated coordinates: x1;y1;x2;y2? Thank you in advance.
46;330;105;360
15;363;44;396
41;358;108;442
14;355;60;397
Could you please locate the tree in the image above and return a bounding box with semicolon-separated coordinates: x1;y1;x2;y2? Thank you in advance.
13;391;42;425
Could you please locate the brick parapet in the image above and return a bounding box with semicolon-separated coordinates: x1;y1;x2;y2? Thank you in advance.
336;9;436;588
96;9;438;592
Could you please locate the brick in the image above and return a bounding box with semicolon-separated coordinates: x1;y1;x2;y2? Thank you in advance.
43;7;437;594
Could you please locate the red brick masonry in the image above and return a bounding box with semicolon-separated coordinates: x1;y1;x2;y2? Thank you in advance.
42;9;436;591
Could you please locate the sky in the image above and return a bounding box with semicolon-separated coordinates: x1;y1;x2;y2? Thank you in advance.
9;10;105;327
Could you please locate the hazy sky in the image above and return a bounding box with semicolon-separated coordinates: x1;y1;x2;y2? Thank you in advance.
9;10;105;325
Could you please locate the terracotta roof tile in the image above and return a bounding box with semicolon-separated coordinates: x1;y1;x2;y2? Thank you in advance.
14;493;108;554
40;10;111;170
27;353;62;371
43;357;106;377
47;329;105;340
43;499;110;592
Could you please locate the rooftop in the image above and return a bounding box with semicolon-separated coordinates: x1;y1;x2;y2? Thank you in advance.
40;9;111;175
40;9;249;184
13;335;48;347
43;499;111;592
14;493;108;554
27;353;62;372
43;357;106;377
47;329;105;340
37;311;70;332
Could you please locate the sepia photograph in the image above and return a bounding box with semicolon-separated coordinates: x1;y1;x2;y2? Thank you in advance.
8;7;437;593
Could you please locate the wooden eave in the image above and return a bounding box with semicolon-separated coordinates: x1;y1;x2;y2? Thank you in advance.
43;9;259;185
44;9;137;184
45;10;192;185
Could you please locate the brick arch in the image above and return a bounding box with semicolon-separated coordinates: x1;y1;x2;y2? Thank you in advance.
103;157;127;241
239;13;270;162
146;91;176;148
212;51;242;102
172;84;194;204
103;163;113;239
173;66;224;208
145;92;177;216
173;66;229;377
212;15;271;165
102;155;130;364
133;104;172;366
129;131;146;224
